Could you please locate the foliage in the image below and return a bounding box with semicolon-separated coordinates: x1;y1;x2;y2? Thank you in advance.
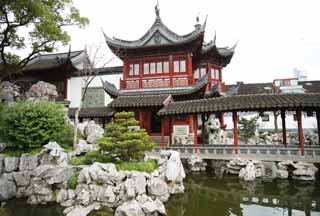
68;151;113;165
238;117;258;143
3;147;42;157
116;160;158;173
97;112;155;161
0;0;89;77
0;101;71;150
67;171;79;189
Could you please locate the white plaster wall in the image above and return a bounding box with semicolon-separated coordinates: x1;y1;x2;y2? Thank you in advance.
223;112;317;130
67;73;122;108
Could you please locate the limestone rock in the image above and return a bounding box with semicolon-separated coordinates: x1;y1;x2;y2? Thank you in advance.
276;169;289;179
187;155;207;172
162;151;185;183
4;157;19;172
85;121;104;144
239;161;256;181
0;154;4;174
147;177;169;202
0;143;6;152
0;175;17;201
0;81;21;104
115;200;145;216
12;171;32;187
64;203;101;216
19;154;39;171
25;81;58;101
141;198;166;215
75;139;99;155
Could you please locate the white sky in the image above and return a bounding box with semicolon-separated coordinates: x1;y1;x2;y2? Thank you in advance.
62;0;320;84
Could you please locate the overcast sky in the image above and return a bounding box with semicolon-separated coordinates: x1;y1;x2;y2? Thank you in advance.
64;0;320;84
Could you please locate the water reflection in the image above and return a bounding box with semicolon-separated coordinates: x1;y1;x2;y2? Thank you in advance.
166;173;320;216
3;173;320;216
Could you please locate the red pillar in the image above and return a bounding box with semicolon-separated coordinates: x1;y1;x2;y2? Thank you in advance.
232;111;239;155
193;115;198;153
316;111;320;145
169;117;172;146
169;55;173;87
281;110;287;146
161;117;165;148
297;110;304;156
219;112;225;128
139;112;143;129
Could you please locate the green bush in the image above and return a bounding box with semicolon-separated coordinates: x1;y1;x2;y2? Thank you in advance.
0;101;71;150
97;111;155;161
69;151;113;166
67;172;80;189
116;160;157;173
238;117;258;143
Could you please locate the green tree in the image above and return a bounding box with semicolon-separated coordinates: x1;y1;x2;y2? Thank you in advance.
0;101;72;150
98;112;155;161
0;0;89;78
238;117;258;143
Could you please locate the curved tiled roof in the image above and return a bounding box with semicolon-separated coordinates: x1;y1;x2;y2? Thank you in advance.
158;93;320;116
103;74;208;103
103;14;206;50
24;50;87;71
68;107;115;118
109;94;170;108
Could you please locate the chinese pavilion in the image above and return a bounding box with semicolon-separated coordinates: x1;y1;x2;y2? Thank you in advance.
102;5;236;143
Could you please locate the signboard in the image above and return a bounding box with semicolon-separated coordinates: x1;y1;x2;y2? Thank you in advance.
173;125;189;136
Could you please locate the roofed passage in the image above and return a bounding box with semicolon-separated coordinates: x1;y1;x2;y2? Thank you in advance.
158;93;320;116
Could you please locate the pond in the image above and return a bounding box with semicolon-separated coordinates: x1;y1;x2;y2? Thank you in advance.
3;172;320;216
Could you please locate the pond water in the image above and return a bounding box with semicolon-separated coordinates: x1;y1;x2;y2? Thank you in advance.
3;172;320;216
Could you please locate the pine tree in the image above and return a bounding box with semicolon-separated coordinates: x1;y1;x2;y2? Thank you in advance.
238;117;258;143
98;112;155;161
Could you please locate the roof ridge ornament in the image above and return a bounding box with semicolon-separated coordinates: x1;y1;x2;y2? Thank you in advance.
155;0;160;18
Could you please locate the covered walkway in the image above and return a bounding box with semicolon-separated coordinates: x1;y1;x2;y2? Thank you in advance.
157;93;320;161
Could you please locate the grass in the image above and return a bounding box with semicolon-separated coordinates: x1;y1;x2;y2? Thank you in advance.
3;147;43;157
68;151;113;166
115;160;158;173
67;171;80;189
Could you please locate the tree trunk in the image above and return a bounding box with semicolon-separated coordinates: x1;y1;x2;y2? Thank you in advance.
73;107;81;149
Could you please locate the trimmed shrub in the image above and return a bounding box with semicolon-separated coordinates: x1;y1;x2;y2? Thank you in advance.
0;101;71;150
69;151;113;166
97;111;155;161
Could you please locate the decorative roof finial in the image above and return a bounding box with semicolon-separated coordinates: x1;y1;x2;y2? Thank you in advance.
196;12;200;23
155;0;160;17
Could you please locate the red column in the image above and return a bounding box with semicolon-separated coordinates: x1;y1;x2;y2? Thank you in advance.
169;117;172;146
161;117;165;148
281;110;287;146
169;55;173;87
219;112;225;128
193;115;198;153
189;115;194;133
232;111;239;155
187;53;194;85
297;110;304;156
139;112;143;129
316;111;320;145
